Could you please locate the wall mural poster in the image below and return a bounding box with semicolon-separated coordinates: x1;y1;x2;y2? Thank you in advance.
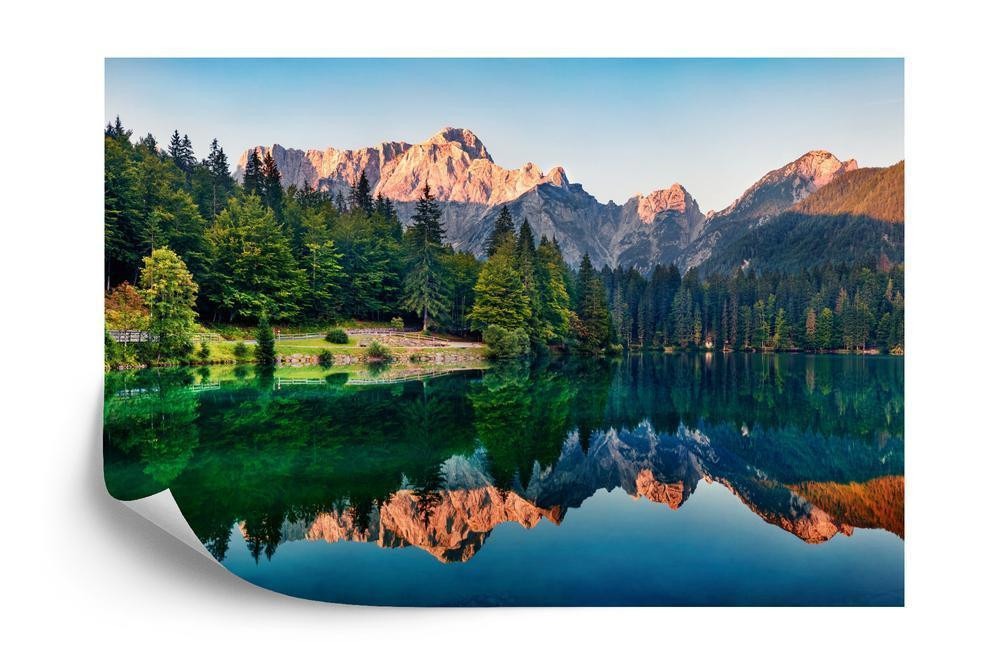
103;58;904;606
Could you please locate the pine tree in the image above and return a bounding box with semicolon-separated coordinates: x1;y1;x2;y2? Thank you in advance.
180;134;195;173
402;184;449;331
773;308;787;350
574;254;612;353
671;289;693;347
167;130;195;174
168;130;184;166
470;238;530;333
409;184;444;244
261;152;283;216
255;313;275;367
205;138;234;218
486;205;515;257
138;133;158;153
349;172;375;215
536;237;572;344
816;307;835;350
805;307;818;350
243;149;263;198
334;191;346;214
105;115;131;141
515;219;544;344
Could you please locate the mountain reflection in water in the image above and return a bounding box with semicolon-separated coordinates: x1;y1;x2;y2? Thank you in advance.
104;353;903;604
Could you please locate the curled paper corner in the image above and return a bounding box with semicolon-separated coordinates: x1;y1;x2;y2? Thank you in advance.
120;490;219;564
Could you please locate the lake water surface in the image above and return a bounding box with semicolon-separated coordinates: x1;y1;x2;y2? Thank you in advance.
103;353;903;606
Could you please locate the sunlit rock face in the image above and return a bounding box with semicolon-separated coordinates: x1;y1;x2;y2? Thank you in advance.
235;127;568;205
235;130;858;271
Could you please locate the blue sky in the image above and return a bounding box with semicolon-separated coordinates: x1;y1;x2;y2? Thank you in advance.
105;58;903;212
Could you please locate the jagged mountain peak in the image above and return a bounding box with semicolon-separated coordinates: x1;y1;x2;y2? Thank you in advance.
427;126;493;161
635;183;698;224
711;149;858;223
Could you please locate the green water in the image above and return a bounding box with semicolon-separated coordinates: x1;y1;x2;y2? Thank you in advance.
103;353;903;605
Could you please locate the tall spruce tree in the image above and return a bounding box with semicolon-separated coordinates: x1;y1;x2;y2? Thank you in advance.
260;151;284;217
254;313;276;367
470;237;530;334
349;172;375;215
205;138;235;218
242;149;264;198
486;205;515;257
574;253;612;353
536;236;572;344
515;219;544;344
402;184;449;331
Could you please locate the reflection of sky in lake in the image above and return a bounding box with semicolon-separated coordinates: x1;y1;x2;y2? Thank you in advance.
223;484;901;606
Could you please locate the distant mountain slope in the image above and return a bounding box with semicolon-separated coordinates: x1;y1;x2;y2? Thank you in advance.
676;150;858;270
701;162;904;274
792;161;904;222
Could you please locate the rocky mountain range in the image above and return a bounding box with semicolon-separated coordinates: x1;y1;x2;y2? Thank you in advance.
237;128;901;272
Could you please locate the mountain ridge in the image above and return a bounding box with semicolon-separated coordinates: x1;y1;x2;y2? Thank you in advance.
236;128;894;272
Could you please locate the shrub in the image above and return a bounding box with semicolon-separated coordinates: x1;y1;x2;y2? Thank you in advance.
482;325;529;359
197;342;211;361
390;316;405;331
363;339;393;362
606;342;624;355
232;341;249;361
325;328;349;344
317;349;333;368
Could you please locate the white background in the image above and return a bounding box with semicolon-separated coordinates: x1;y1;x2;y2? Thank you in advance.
2;1;998;663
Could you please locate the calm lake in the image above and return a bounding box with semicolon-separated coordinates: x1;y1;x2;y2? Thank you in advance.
103;353;903;606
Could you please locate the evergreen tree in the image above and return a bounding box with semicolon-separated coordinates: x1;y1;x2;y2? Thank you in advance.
180;134;195;173
334;191;347;214
205;194;306;321
138;133;158;153
374;193;399;228
409;184;445;244
255;314;276;367
816;307;835;350
574;254;612;353
261;152;283;217
204;138;235;218
167;130;195;175
470;238;530;334
167;130;184;166
773;308;787;350
536;237;572;344
242;149;264;198
401;185;449;331
805;307;818;350
515;219;544;344
349;172;375;215
486;205;516;257
105;115;131;141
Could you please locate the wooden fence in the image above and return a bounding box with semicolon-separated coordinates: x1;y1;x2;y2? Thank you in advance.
107;330;154;343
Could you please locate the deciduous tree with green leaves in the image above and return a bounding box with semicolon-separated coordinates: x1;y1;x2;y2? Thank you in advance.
139;247;198;363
